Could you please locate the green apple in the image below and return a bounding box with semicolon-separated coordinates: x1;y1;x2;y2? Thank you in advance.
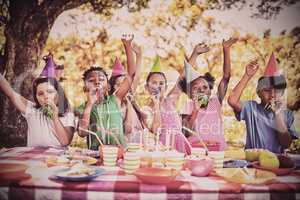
245;149;264;161
259;151;279;168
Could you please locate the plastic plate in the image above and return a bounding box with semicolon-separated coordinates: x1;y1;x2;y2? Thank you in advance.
53;168;105;181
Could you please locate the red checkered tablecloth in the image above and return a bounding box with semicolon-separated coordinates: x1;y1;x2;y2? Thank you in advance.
0;147;299;200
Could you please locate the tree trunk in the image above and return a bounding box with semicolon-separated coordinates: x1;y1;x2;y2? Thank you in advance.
0;0;88;147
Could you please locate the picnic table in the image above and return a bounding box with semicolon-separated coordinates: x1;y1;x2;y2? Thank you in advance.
0;147;299;200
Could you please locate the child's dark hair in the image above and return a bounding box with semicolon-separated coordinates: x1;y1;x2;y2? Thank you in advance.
82;66;108;81
146;72;167;86
32;77;70;117
109;75;125;95
197;72;215;89
180;72;216;95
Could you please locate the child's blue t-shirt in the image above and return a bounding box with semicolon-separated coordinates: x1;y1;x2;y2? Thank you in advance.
235;100;298;153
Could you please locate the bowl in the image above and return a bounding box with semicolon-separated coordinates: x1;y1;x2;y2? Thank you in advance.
252;155;295;176
0;163;28;175
223;160;249;168
133;167;179;184
286;153;300;168
0;163;28;180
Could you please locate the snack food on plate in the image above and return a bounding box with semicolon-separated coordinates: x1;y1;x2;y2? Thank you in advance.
66;163;95;176
46;155;97;167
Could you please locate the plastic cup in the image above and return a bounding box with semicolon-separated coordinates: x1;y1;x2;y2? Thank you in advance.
151;151;165;168
140;151;152;168
102;146;118;166
127;143;141;152
208;151;225;168
165;151;185;170
123;151;140;174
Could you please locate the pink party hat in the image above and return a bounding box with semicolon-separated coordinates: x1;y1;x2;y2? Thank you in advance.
264;52;280;77
112;57;126;76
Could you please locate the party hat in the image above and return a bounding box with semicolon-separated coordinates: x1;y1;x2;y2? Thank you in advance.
264;52;280;77
256;52;286;92
184;59;201;84
40;53;56;78
112;57;126;76
151;55;161;72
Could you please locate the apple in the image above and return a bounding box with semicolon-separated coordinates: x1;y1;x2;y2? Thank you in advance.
259;151;280;169
245;149;264;161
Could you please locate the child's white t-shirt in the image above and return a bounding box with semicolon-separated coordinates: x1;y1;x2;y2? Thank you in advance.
22;102;75;147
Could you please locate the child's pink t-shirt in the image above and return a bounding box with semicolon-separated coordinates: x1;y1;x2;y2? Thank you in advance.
182;95;226;150
142;97;191;154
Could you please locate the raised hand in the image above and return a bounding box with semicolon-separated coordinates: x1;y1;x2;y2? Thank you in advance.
222;37;238;49
193;43;210;55
121;34;134;47
245;60;259;77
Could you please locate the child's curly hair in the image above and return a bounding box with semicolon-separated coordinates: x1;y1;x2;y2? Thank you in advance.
180;72;216;95
197;72;216;90
82;66;108;81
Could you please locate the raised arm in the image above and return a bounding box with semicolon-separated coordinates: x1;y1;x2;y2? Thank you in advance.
217;37;238;103
131;42;142;92
168;43;210;102
0;73;29;114
115;34;136;100
228;60;259;113
122;34;135;77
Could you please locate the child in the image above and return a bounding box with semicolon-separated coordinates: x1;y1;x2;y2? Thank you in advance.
76;35;136;150
228;53;298;153
142;56;191;154
0;54;75;147
54;64;66;82
181;38;237;151
108;42;144;142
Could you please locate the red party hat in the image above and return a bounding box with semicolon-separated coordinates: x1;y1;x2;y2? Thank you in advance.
112;57;126;76
264;52;280;77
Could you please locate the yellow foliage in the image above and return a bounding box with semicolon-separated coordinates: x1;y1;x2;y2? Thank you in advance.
43;0;300;148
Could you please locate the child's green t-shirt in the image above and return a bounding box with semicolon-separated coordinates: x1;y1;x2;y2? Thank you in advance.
76;95;125;150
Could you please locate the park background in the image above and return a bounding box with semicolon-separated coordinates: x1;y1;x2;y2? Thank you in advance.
0;0;299;148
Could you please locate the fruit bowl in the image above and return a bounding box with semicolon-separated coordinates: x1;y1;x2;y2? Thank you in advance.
252;155;295;176
133;167;179;184
286;153;300;168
